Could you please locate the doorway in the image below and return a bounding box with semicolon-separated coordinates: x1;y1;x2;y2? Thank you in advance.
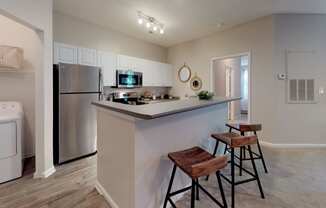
210;53;250;122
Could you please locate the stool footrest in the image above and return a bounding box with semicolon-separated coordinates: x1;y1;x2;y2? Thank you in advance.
197;182;225;208
220;173;257;186
169;186;192;197
226;161;257;178
168;198;177;208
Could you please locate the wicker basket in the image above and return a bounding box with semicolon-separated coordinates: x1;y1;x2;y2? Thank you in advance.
0;45;23;69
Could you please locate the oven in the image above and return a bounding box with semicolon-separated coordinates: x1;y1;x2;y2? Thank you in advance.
116;70;142;88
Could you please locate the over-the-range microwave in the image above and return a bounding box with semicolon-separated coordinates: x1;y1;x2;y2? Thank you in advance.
116;70;143;88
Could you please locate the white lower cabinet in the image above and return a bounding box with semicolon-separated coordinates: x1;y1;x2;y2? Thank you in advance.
97;51;117;87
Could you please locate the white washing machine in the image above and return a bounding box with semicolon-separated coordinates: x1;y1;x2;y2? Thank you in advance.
0;102;23;183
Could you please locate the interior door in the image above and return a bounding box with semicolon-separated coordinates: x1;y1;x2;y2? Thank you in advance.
225;66;232;120
59;93;98;163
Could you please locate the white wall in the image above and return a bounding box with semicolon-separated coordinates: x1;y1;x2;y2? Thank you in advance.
0;0;54;177
168;16;276;142
53;12;167;63
272;14;326;144
0;15;43;158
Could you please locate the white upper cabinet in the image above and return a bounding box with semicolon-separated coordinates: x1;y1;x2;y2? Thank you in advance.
78;47;98;67
54;42;174;87
119;56;174;87
54;42;78;64
160;63;174;87
54;42;98;67
117;55;136;70
97;51;117;87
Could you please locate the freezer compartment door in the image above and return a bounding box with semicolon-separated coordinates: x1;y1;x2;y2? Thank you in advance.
59;63;100;93
59;93;98;163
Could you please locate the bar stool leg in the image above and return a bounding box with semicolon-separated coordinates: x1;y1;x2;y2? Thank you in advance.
163;165;177;208
231;148;235;208
255;132;268;173
241;131;246;160
248;145;265;199
239;147;243;176
216;171;227;208
191;180;196;208
206;140;220;181
196;179;200;200
223;145;228;154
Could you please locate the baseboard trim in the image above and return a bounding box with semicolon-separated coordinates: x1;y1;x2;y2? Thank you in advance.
33;166;56;178
95;181;119;208
261;141;326;149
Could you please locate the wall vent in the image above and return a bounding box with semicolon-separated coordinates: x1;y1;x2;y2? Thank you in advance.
288;79;315;103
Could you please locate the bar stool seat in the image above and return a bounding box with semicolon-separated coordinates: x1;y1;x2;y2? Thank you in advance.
207;133;265;208
211;133;257;148
226;123;262;132
226;122;268;174
164;146;228;208
169;146;228;179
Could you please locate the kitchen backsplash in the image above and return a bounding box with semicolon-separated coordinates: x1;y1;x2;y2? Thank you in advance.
103;86;171;99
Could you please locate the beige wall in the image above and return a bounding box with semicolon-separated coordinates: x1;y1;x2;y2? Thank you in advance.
168;14;326;145
53;12;167;63
167;16;276;142
0;15;43;158
272;14;326;144
0;0;54;178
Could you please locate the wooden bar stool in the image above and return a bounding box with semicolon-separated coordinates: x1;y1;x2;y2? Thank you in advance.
226;122;268;175
163;146;228;208
209;133;265;208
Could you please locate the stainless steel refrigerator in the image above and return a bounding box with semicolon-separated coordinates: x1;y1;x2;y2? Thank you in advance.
53;63;102;164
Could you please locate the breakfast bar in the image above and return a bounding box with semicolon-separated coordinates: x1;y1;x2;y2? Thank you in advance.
92;97;239;208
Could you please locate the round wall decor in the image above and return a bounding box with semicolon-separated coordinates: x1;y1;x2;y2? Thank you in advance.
178;63;192;83
190;73;203;91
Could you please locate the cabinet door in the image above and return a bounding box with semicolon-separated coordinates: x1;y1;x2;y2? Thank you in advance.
98;51;117;86
54;42;78;64
78;47;98;66
117;55;135;70
162;63;174;87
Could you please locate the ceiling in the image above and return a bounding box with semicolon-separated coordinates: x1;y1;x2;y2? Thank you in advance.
54;0;326;47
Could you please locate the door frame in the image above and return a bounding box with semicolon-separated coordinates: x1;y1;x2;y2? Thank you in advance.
209;52;252;122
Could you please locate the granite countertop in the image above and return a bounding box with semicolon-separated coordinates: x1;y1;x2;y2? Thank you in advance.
92;96;240;120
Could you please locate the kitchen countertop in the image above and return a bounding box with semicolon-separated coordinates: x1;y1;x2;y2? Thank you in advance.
92;96;240;120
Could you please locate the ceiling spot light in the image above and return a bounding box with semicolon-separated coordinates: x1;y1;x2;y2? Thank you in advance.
160;28;164;34
138;18;143;25
137;11;165;35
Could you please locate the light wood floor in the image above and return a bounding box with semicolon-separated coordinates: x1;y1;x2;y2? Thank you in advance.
0;147;325;208
0;156;110;208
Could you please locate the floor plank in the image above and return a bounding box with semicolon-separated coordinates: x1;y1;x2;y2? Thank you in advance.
0;156;110;208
